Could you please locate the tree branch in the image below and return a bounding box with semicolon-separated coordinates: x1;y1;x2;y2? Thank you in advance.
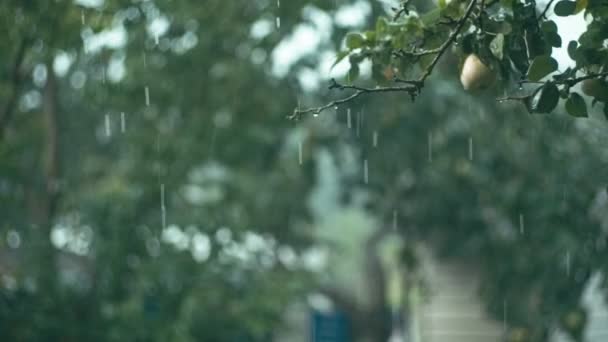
496;72;608;102
392;0;413;21
538;0;555;20
417;0;477;83
498;72;608;102
563;72;608;87
288;79;418;119
395;47;443;58
291;0;478;120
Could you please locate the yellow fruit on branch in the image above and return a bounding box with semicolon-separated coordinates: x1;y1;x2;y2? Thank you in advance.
460;54;496;92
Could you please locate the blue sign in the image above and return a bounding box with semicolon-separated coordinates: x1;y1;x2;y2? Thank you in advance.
310;309;351;342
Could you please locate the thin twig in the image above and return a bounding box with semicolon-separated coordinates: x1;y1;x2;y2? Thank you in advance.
538;0;555;20
395;47;443;58
417;0;478;83
563;72;608;86
291;0;478;119
288;79;417;119
497;94;530;102
392;0;412;21
518;72;608;87
498;72;608;102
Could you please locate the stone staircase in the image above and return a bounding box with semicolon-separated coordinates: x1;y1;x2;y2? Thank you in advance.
414;247;503;342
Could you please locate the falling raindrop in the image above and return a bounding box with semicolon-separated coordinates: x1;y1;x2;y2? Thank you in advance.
154;33;159;45
81;10;85;25
277;0;280;7
392;210;397;231
143;52;147;69
468;136;474;161
101;66;106;84
120;112;126;133
104;114;111;137
363;159;368;184
160;184;167;229
298;141;303;165
276;17;281;29
519;213;524;234
428;131;433;162
145;86;150;106
373;130;378;148
347;108;352;129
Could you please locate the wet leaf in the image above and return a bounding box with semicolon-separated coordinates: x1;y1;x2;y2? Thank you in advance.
565;92;588;117
331;51;350;69
527;82;560;113
567;41;578;60
554;1;577;16
345;33;365;49
542;21;561;47
527;55;558;81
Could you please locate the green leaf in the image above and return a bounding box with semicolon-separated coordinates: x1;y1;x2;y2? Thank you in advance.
541;21;561;47
565;92;588;117
567;41;578;60
490;34;505;60
345;33;365;49
331;51;350;69
501;0;514;9
541;21;558;33
527;82;560;113
527;55;558;81
376;17;388;34
421;8;441;26
364;31;376;42
545;32;562;47
554;1;577;16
